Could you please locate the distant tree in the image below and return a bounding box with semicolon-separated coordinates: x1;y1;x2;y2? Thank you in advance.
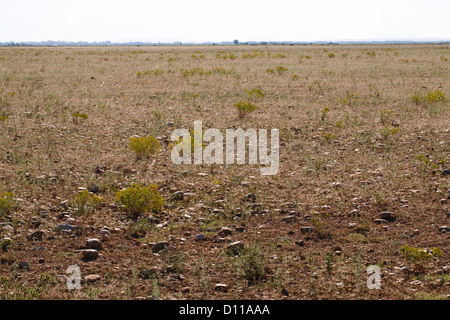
234;39;239;45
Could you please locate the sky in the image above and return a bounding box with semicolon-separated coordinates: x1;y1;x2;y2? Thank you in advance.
1;0;449;43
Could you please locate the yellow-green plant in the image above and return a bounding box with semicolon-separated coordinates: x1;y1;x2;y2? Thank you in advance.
400;245;443;273
413;90;445;105
328;53;335;58
275;65;288;74
72;112;88;124
129;135;161;159
71;190;104;216
321;107;330;121
0;192;15;217
380;125;400;140
116;184;164;216
245;88;265;98
234;101;258;118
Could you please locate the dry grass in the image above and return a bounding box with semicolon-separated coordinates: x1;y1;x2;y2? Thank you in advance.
0;44;449;300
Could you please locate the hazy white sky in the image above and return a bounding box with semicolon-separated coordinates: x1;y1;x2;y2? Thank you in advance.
2;0;449;42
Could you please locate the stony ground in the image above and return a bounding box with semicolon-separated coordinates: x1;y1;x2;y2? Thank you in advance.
0;44;449;300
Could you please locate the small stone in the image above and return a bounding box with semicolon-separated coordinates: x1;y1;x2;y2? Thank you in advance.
181;287;190;293
227;241;245;256
65;218;76;225
218;227;233;237
81;249;99;261
379;212;396;222
54;224;75;232
100;229;110;236
442;168;450;175
152;241;170;253
348;223;357;228
214;284;228;292
172;191;184;200
300;227;315;233
348;209;360;217
373;219;388;224
38;258;45;264
59;200;69;209
194;234;206;241
86;238;102;251
438;226;450;232
283;215;298;223
88;185;100;194
332;245;342;252
19;261;30;269
85;274;101;283
167;121;174;127
235;226;246;233
27;230;46;241
295;240;304;247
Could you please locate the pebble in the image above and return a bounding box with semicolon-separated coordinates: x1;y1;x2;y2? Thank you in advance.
379;212;396;222
54;224;74;232
438;226;450;232
300;227;315;233
172;191;184;200
86;238;102;251
194;234;206;241
152;241;170;253
81;249;99;261
218;227;233;237
27;230;47;241
214;284;228;292
348;209;360;217
283;215;298;223
19;261;30;269
227;241;245;255
84;274;101;283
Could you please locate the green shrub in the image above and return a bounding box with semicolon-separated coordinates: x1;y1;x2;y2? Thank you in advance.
116;184;164;216
234;101;258;118
321;107;330;121
245;88;265;98
400;245;443;273
413;90;446;105
236;244;266;283
72;112;88;124
129;135;161;159
275;65;288;74
0;192;15;217
328;53;335;58
71;190;104;216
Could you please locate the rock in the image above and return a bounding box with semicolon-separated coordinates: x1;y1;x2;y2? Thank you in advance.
181;287;190;293
348;223;358;228
27;230;46;241
194;234;206;241
18;261;30;269
295;240;304;247
214;284;228;292
167;121;174;127
152;241;170;253
227;241;245;256
81;249;99;261
243;193;256;202
213;209;226;215
235;226;246;233
300;227;315;233
54;224;74;232
438;226;450;232
348;209;360;217
100;229;110;236
283;215;298;223
65;218;76;225
332;245;342;252
59;200;70;210
379;212;396;222
218;227;233;237
442;168;450;175
172;191;184;200
373;219;388;224
86;238;102;251
139;267;162;279
38;258;45;264
88;185;100;194
84;274;101;283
